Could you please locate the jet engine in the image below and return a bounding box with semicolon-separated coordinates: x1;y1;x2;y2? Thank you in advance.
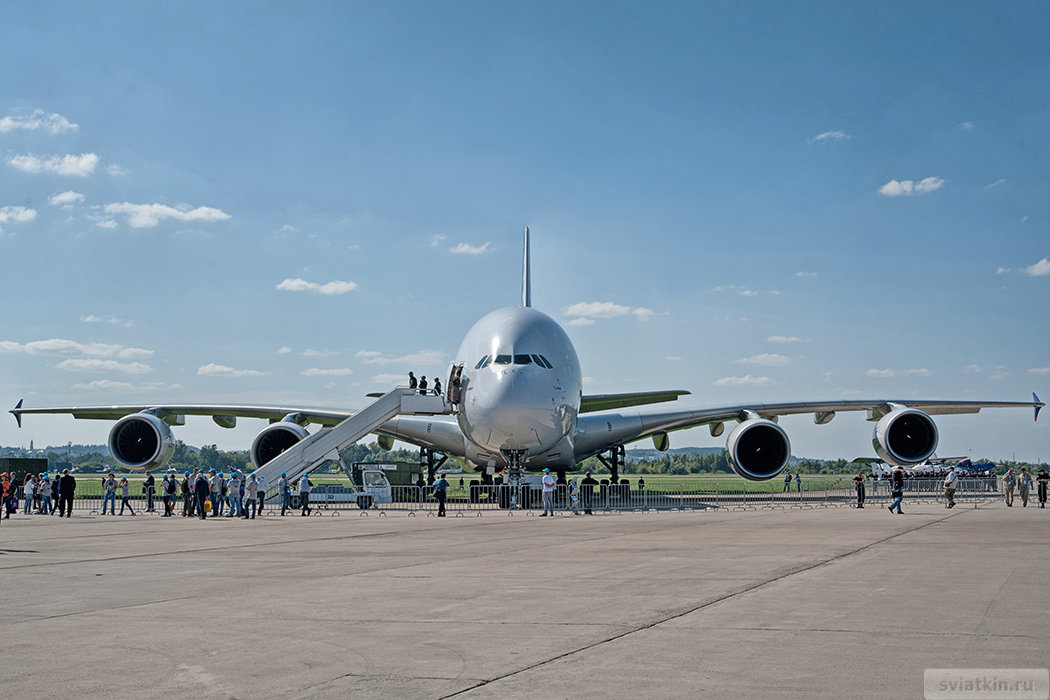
250;422;310;470
872;406;938;466
726;417;791;481
108;412;176;471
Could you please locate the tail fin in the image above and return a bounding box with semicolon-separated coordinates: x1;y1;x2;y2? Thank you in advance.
521;227;531;308
1035;393;1043;422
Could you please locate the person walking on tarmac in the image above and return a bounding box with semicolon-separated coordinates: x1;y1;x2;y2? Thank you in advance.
943;466;958;509
433;474;449;516
1018;468;1032;507
299;473;313;516
887;466;905;514
1037;468;1049;509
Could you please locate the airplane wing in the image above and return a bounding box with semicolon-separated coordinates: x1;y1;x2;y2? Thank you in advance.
579;390;690;413
574;395;1043;478
10;400;353;428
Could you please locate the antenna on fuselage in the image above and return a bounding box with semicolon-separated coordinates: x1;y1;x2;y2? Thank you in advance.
522;226;532;308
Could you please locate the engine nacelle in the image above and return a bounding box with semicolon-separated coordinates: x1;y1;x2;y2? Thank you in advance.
726;417;791;481
872;407;938;466
250;422;310;470
108;412;176;471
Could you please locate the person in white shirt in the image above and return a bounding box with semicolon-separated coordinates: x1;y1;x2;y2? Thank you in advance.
943;466;958;509
540;468;557;516
243;474;259;519
255;474;266;515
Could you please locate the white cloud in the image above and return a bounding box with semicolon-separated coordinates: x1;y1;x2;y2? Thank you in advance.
1028;367;1050;375
95;220;118;229
713;375;772;386
80;314;135;327
1023;258;1050;276
795;271;818;278
0;109;78;134
301;368;353;376
430;234;446;247
878;177;944;197
49;191;85;207
370;373;405;385
8;153;99;177
562;301;658;324
866;368;930;378
277;346;293;354
0;206;36;224
0;338;152;358
106;164;128;176
302;348;339;357
275;278;357;295
197;362;266;377
355;349;446;366
72;379;136;391
808;129;850;144
735;353;791;366
104;202;231;228
988;368;1010;381
450;241;492;255
767;335;802;344
985;178;1006;190
964;365;982;374
713;284;762;296
56;358;152;374
956;121;976;131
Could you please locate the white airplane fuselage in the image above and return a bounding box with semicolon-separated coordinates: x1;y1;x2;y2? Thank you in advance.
453;306;582;470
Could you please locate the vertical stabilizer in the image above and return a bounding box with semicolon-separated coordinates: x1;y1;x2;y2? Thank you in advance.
522;227;532;307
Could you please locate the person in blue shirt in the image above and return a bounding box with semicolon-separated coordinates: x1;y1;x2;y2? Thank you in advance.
433;474;449;516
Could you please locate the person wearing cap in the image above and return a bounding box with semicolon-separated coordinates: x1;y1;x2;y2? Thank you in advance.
101;473;118;515
58;469;76;517
568;477;580;515
1036;468;1049;509
243;474;259;519
209;469;224;516
540;468;557;516
433;473;449;516
160;474;171;516
181;471;193;517
40;473;52;516
943;466;958;509
278;472;290;515
50;473;60;514
227;470;242;518
118;477;136;515
255;473;267;514
1003;468;1016;507
580;471;598;515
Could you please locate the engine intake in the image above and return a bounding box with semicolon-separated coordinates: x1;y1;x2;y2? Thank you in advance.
250;422;309;470
726;417;791;481
108;412;175;471
872;407;938;466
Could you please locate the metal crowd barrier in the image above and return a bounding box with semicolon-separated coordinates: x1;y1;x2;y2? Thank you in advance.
1;475;1013;518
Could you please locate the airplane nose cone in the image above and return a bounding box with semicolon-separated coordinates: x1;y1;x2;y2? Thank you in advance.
463;368;569;451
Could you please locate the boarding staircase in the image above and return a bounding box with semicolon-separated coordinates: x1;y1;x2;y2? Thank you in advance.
254;387;451;500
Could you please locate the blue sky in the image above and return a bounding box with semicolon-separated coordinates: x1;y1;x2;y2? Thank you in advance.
1;1;1047;461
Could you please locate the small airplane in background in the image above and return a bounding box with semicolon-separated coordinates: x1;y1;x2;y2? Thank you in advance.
10;230;1045;486
851;456;995;477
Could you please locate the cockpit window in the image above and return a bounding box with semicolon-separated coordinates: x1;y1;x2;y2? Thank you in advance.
513;354;532;365
493;354;512;365
533;354;553;369
475;355;489;369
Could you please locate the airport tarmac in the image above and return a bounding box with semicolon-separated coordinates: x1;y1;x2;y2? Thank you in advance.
1;502;1047;699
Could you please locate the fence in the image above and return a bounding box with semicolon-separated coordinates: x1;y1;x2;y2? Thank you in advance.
3;477;1011;517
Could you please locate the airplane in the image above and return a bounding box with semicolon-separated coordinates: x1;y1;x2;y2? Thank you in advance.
850;456;991;478
9;230;1045;489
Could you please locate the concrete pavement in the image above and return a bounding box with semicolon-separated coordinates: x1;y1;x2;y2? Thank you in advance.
0;501;1046;698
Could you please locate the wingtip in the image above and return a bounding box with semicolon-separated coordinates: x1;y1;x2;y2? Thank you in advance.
1035;392;1043;422
12;398;23;428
